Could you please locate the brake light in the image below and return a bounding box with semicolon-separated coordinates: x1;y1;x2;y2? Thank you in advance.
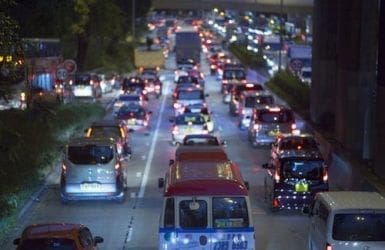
269;107;281;112
326;243;332;250
291;123;297;130
274;172;280;183
116;142;123;154
142;90;147;95
144;120;148;127
222;80;228;84
155;85;160;89
20;92;26;102
241;109;245;115
323;170;328;182
241;80;247;84
272;198;280;208
90;80;94;85
254;124;262;131
62;164;67;171
172;126;179;135
210;65;216;69
173;102;181;109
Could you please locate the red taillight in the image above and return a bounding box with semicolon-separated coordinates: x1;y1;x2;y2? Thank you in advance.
222;80;228;84
62;164;67;171
254;124;262;131
326;243;332;250
323;170;328;182
272;198;280;208
115;163;120;170
274;172;280;183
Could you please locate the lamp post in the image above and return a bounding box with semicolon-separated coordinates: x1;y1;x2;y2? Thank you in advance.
132;0;135;40
278;0;283;72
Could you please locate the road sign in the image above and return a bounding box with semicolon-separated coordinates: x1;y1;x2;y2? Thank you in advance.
56;67;68;81
63;59;77;74
290;59;304;71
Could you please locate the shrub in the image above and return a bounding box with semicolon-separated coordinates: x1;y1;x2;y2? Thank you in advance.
228;43;266;69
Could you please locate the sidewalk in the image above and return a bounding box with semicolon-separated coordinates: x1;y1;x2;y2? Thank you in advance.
247;67;385;196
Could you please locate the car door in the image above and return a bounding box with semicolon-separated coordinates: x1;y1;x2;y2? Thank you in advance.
309;200;328;250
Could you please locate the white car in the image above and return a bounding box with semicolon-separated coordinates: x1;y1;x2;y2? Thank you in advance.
113;93;145;116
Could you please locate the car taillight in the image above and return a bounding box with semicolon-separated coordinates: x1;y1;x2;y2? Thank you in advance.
323;170;328;182
272;198;280;208
144;120;148;127
116;142;122;154
155;85;160;89
210;65;216;69
291;123;297;130
254;124;262;131
173;102;181;109
222;80;228;84
274;172;280;183
62;163;67;173
326;243;332;250
172;126;179;135
241;109;245;115
115;163;121;170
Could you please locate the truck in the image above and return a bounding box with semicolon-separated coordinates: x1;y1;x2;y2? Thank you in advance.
287;44;312;85
174;29;201;65
134;45;165;71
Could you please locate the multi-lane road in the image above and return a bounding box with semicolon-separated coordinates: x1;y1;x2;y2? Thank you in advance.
0;49;365;250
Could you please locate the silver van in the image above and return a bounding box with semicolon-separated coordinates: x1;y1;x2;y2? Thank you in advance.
60;137;126;203
248;105;296;146
304;191;385;250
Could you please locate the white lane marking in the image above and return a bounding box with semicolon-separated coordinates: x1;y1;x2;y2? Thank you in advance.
136;172;142;178
138;80;169;198
125;227;133;243
141;155;146;160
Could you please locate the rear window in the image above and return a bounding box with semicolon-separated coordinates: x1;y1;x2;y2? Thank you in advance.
245;96;274;107
179;200;207;228
117;105;146;119
213;197;249;228
118;95;140;102
279;137;319;151
68;144;114;164
223;69;246;80
89;126;121;138
333;213;385;241
74;75;92;85
258;110;293;123
281;160;324;180
177;90;204;100
175;115;205;125
19;238;76;250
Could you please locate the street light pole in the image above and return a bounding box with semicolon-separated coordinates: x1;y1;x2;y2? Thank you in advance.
132;0;136;40
278;0;283;72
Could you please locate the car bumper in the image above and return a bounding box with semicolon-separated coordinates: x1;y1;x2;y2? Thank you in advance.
273;186;328;210
61;183;124;201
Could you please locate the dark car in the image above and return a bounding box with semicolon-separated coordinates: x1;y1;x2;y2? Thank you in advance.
13;223;103;250
116;103;152;134
122;76;148;99
262;132;328;211
85;119;132;159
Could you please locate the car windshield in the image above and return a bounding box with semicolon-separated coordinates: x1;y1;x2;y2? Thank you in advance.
177;90;204;100
18;238;77;250
258;110;293;123
74;75;92;85
223;69;246;79
279;137;319;151
175;114;205;125
332;213;385;241
213;197;249;228
89;126;121;138
117;105;146;119
179;200;207;228
184;136;219;145
245;96;274;107
177;76;198;84
281;160;324;180
68;144;114;164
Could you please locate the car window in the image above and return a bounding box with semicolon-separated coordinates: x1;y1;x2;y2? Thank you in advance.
281;160;324;180
175;115;205;125
258;110;293;123
18;238;77;250
118;106;146;118
245;96;274;107
279;137;318;151
212;197;249;228
332;213;385;241
118;95;140;102
179;200;207;228
68;145;114;164
223;69;246;79
177;90;204;100
89;127;121;138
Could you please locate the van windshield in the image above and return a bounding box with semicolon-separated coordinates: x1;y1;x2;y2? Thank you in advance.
333;213;385;241
213;197;249;228
245;96;274;108
68;145;114;164
281;160;324;180
258;110;293;123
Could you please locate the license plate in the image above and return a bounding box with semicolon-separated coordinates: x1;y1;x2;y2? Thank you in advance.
295;182;309;192
80;183;101;191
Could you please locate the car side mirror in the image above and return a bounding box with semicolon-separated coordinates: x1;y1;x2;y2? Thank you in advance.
262;163;269;169
158;178;165;188
169;159;175;166
13;238;20;245
94;236;104;245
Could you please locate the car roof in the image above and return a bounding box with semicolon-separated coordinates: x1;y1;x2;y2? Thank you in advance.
68;137;116;146
21;223;83;239
317;191;385;211
241;90;271;97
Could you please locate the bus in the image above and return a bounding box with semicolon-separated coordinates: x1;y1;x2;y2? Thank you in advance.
158;159;255;250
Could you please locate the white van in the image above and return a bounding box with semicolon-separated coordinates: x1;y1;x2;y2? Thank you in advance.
303;191;385;250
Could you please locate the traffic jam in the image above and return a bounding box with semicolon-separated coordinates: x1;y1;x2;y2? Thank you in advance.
5;15;385;250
